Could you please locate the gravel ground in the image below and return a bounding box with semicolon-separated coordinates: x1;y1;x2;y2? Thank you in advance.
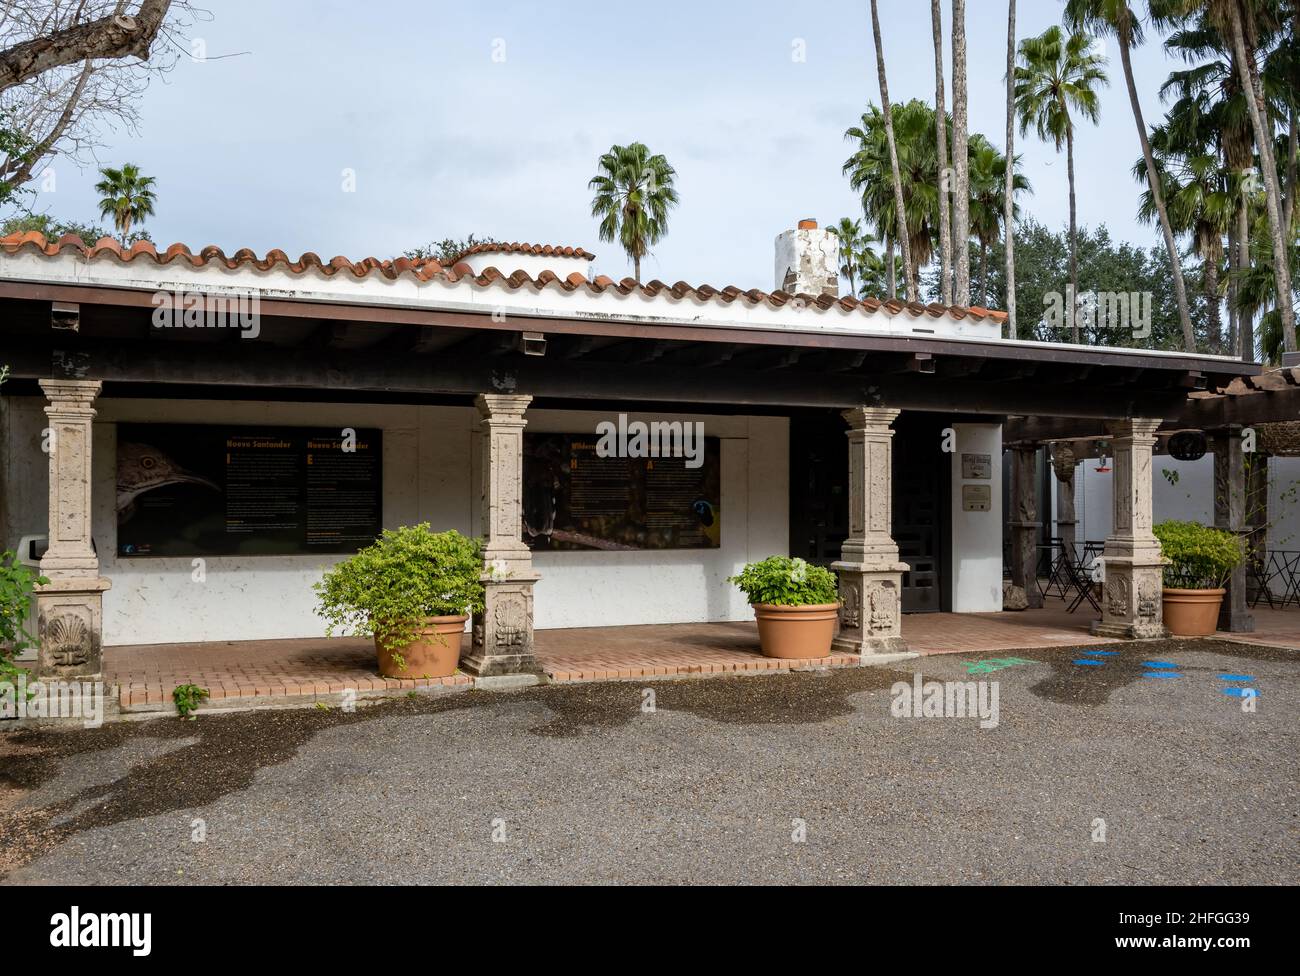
1;638;1296;885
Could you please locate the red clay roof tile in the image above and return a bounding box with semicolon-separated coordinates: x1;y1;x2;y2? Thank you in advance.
0;232;1009;325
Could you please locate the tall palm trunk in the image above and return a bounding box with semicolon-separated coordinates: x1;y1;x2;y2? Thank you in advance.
1238;191;1255;359
931;0;954;306
886;235;897;300
871;0;916;303
1227;218;1240;356
951;0;971;306
1204;250;1221;352
1067;124;1080;344
1004;0;1018;337
1286;104;1297;233
1119;28;1196;352
1229;1;1296;353
979;240;989;305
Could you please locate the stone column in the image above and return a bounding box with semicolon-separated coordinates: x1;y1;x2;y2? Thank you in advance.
1091;417;1166;639
830;407;912;660
462;393;541;676
1008;445;1043;609
1051;444;1078;556
34;379;111;679
1212;427;1254;632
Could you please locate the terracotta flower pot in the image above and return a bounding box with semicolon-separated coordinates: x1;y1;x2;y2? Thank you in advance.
374;615;468;678
751;602;841;659
1161;588;1225;637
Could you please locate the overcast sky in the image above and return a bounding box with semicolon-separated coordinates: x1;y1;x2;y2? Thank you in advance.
26;0;1183;290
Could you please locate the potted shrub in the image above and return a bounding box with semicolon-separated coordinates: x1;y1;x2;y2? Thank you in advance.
728;556;841;659
314;524;485;678
1153;520;1244;637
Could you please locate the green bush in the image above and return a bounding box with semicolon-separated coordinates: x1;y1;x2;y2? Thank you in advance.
0;549;46;685
1153;520;1244;589
728;555;839;607
314;524;485;650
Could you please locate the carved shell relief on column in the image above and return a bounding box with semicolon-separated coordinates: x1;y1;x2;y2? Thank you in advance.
1137;576;1160;620
840;583;861;630
491;594;529;647
868;583;897;632
43;612;91;668
1106;576;1131;617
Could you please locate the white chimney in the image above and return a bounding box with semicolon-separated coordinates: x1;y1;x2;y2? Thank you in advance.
774;218;840;298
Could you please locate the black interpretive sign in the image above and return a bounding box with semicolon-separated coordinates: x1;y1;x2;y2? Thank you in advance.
116;424;382;556
522;431;721;551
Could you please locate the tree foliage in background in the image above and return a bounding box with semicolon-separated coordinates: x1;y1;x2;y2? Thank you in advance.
971;217;1198;349
403;234;498;265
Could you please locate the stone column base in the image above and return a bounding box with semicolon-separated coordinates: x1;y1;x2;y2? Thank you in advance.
1089;559;1166;639
34;577;111;680
464;575;541;676
830;561;916;661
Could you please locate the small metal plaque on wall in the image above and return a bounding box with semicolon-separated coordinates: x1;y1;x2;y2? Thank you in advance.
962;484;991;512
961;453;992;479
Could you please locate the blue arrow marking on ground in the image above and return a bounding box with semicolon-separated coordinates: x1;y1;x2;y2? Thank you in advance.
1073;659;1106;666
1143;671;1182;679
1142;661;1179;669
1222;687;1260;698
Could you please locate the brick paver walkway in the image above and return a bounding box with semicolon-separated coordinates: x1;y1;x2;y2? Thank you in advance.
106;636;471;710
102;601;1300;711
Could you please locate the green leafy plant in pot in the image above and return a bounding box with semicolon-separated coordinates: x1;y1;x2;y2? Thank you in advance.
728;556;841;659
1152;520;1244;637
314;524;485;678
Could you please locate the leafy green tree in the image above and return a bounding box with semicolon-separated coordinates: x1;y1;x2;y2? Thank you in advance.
588;142;678;282
976;218;1198;350
94;162;156;237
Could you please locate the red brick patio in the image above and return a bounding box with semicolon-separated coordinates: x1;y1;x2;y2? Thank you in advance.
101;600;1300;712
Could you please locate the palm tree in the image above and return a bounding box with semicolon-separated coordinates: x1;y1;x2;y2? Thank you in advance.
94;163;156;238
843;100;942;300
869;0;917;303
1015;26;1108;343
1133;128;1234;350
969;137;1031;306
1004;0;1019;336
1065;0;1197;353
1160;14;1260;357
588;143;679;282
1221;0;1296;354
855;245;888;299
831;217;868;295
1235;207;1298;362
952;0;972;307
930;0;954;305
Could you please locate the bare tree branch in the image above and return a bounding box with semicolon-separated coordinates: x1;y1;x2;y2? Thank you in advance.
0;0;172;92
